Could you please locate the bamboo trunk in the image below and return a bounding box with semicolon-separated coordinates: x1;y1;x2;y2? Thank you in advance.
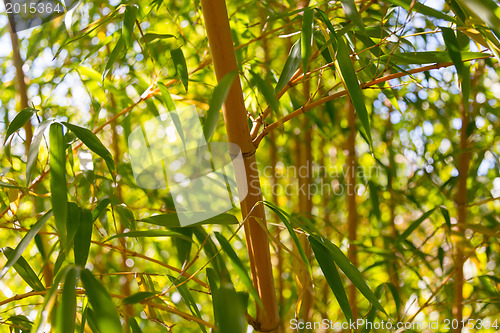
6;1;33;152
346;101;358;321
200;1;280;331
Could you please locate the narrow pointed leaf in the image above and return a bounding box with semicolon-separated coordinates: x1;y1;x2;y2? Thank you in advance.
56;266;79;333
301;8;314;71
2;248;45;291
81;269;123;333
249;70;280;117
141;212;238;228
4;107;37;144
143;33;175;43
62;122;115;173
168;275;207;333
275;39;301;93
74;209;93;267
396;208;436;244
123;291;157;305
203;71;237;141
105;230;193;242
171;48;189;91
123;4;138;50
50;123;68;246
309;236;353;321
26;120;52;185
0;210;52;278
310;234;387;315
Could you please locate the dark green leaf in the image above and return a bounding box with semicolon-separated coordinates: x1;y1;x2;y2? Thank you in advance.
50;123;68;246
214;232;262;308
129;318;143;333
62;122;115;173
379;51;489;65
0;210;52;278
143;33;175;43
301;8;314;71
340;0;365;29
105;230;193;242
56;266;79;333
157;82;186;151
203;71;238;142
123;4;138;50
441;27;464;78
310;234;387;315
81;269;123;333
309;236;353;321
103;37;124;80
171;48;189;91
74;209;93;267
2;247;45;291
123;291;156;305
275;39;301;93
168;275;207;333
92;198;111;222
211;283;247;333
249;70;280;117
396;208;436;244
141;212;238;228
4;107;37;144
384;0;457;23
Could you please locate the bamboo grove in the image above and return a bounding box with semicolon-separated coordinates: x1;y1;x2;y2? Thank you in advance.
0;0;499;332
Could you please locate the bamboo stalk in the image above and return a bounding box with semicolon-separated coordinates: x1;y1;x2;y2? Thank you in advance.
346;101;359;321
200;0;280;331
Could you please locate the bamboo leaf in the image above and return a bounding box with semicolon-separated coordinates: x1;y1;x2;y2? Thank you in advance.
441;27;464;78
301;8;314;72
143;33;175;43
383;0;457;23
80;269;123;333
171;48;189;91
0;210;52;279
167;275;207;333
62;122;115;173
56;266;79;333
309;236;353;321
275;39;301;93
379;51;489;65
4;107;37;144
31;266;72;333
264;202;311;275
158;82;186;151
123;291;157;305
440;207;451;231
340;0;364;30
309;234;387;315
129;318;143;333
203;71;237;141
66;202;81;251
193;228;229;280
214;232;262;308
103;37;124;80
105;230;194;242
210;281;247;333
123;4;138;50
396;208;436;244
249;70;280;117
141;212;238;228
2;248;45;291
92;198;111;222
26;120;52;185
74;209;93;267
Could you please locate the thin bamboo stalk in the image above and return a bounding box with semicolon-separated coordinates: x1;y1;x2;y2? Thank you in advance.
200;0;280;331
346;101;359;321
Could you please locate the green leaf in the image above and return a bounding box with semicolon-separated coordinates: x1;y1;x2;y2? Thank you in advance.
105;230;193;242
301;8;314;72
383;0;457;23
249;70;280;117
6;315;32;331
56;266;79;333
123;291;156;305
275;39;301;93
26;120;52;185
0;210;52;279
157;82;186;151
66;202;81;252
143;33;175;43
31;266;72;333
440;207;451;231
309;236;353;321
455;0;500;39
74;209;93;267
129;318;143;333
0;181;24;189
173;227;193;266
214;232;262;308
334;33;372;145
264;202;312;275
378;51;489;65
50;122;68;246
309;234;387;315
203;71;238;142
171;48;189;91
62;122;115;173
103;37;124;80
340;0;365;30
167;275;207;333
4;107;37;144
441;27;464;78
193;228;229;281
2;248;45;291
141;212;238;228
80;269;123;333
123;4;138;50
211;282;247;333
92;198;111;222
396;208;436;244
